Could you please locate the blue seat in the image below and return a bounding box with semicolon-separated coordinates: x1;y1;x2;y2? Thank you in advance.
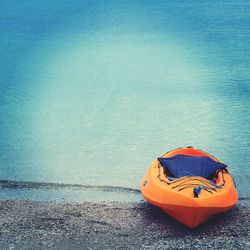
158;155;227;178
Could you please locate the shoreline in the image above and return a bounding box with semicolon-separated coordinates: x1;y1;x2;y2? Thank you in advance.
0;200;249;249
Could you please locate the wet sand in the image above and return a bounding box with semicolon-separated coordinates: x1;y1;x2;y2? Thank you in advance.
0;200;249;249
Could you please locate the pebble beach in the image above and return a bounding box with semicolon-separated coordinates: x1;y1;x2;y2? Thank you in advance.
0;200;249;249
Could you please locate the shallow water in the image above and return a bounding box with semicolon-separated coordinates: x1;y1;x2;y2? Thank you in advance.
0;0;250;199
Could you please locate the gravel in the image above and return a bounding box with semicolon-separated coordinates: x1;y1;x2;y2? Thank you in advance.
0;200;249;249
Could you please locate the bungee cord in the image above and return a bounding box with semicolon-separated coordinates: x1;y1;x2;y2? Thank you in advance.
157;162;227;196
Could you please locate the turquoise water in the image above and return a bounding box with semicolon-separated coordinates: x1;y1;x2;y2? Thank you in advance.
0;0;250;199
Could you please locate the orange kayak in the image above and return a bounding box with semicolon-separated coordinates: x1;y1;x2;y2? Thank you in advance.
140;147;238;228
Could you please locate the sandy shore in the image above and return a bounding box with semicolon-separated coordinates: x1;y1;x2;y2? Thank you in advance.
0;200;249;249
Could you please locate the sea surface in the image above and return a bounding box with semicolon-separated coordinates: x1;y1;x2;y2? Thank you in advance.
0;0;250;201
